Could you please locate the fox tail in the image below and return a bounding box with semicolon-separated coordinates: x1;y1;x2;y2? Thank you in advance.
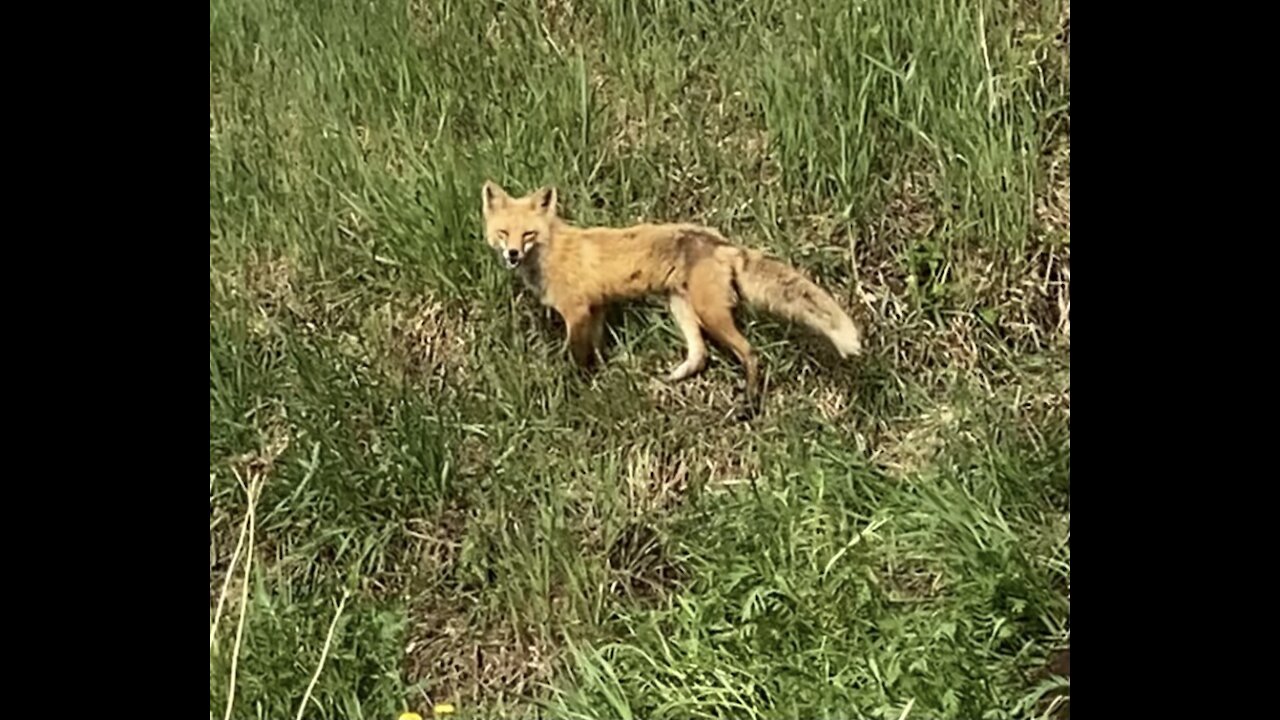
726;248;863;358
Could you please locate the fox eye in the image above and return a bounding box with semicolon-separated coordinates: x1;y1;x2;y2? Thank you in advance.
496;231;508;240
521;231;537;242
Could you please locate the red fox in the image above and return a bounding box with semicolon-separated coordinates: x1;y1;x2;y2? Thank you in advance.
481;181;862;405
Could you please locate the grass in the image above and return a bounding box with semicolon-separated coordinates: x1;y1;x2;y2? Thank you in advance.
209;0;1070;718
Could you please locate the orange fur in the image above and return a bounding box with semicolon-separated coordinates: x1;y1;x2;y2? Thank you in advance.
481;181;862;403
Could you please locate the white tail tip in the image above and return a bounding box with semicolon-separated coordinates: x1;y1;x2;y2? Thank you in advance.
831;322;863;358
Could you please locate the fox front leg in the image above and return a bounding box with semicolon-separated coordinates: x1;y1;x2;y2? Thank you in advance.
588;309;606;357
558;303;597;370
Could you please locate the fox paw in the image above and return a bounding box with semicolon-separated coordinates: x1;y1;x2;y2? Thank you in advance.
666;366;693;382
666;357;706;383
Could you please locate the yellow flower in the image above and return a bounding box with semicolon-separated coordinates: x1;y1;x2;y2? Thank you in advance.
398;714;423;720
433;704;456;716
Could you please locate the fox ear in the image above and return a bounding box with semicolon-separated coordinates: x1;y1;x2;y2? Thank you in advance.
532;186;558;217
482;180;509;214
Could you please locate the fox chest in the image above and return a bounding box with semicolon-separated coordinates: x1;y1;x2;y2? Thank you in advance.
516;257;555;305
516;249;595;309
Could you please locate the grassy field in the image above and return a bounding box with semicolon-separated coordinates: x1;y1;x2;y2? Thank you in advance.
209;0;1070;718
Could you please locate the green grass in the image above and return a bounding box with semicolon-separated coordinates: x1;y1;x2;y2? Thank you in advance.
209;0;1070;718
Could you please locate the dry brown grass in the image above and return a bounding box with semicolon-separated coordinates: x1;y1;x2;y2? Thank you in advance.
878;557;947;603
212;0;1070;715
405;596;558;709
871;404;959;477
364;297;474;390
401;504;561;708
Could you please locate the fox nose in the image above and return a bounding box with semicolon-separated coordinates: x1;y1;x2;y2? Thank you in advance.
507;249;520;261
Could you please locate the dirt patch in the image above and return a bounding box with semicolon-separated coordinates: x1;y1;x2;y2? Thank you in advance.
1047;646;1069;677
404;596;557;709
220;251;307;337
242;254;299;313
879;557;946;602
405;506;468;583
871;404;959;477
401;503;558;708
563;422;761;560
1033;645;1070;719
606;521;686;599
364;297;473;390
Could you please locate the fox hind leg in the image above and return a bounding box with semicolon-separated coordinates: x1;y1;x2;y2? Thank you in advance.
688;269;760;410
667;294;707;382
699;306;759;405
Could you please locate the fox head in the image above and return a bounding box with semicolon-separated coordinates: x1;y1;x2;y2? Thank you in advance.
481;181;558;269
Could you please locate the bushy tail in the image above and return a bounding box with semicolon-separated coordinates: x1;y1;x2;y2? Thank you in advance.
727;248;863;357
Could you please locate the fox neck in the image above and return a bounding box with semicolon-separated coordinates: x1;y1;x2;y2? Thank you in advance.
546;217;577;241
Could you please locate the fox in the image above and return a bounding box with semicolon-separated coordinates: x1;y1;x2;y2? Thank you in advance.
480;181;862;407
